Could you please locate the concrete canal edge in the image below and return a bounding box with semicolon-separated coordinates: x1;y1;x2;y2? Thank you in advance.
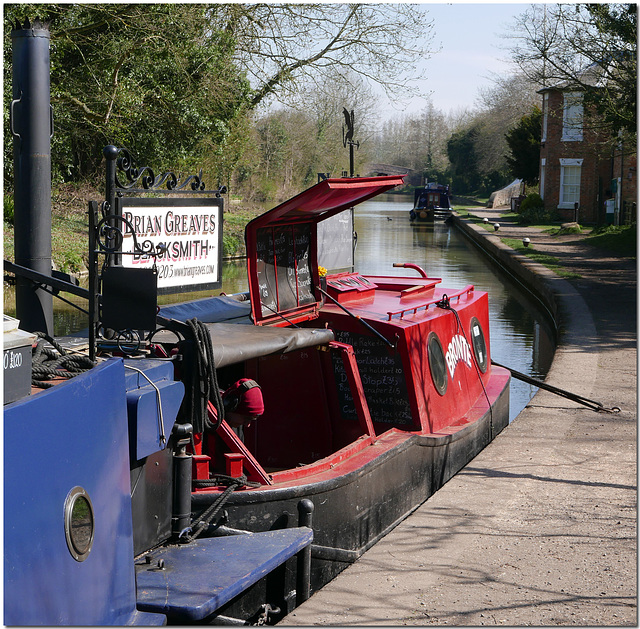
280;212;636;626
451;213;601;400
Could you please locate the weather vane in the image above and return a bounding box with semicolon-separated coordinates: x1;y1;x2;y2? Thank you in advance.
342;108;359;177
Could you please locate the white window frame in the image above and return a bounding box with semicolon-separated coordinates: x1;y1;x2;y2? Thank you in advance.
540;158;546;200
541;93;549;143
558;158;583;209
562;91;583;142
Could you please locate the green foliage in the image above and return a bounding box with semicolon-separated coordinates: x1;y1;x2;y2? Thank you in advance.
516;193;557;225
479;169;511;197
500;237;582;279
4;4;251;188
556;224;583;235
519;193;543;213
584;4;637;136
4;194;14;225
585;223;636;258
447;126;481;195
222;234;243;258
505;107;542;186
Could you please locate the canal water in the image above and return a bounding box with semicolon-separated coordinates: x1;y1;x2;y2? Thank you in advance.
4;194;555;421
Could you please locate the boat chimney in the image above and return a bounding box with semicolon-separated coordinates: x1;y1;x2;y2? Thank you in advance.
11;18;53;334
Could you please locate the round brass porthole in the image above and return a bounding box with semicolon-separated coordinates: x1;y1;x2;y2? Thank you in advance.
427;332;448;396
64;487;94;562
470;317;488;373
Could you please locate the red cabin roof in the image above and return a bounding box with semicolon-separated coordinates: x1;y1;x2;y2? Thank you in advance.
245;176;405;326
246;176;405;231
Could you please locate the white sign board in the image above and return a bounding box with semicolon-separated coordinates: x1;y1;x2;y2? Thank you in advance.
116;197;223;294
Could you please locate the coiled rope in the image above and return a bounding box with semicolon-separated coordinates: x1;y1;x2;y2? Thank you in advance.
177;318;225;434
31;332;95;389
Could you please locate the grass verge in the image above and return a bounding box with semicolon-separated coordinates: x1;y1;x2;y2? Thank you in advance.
583;224;636;258
500;237;582;279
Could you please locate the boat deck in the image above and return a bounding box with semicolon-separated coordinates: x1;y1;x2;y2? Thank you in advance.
321;274;477;325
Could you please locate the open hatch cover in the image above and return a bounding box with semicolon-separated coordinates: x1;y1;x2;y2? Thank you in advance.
245;176;405;326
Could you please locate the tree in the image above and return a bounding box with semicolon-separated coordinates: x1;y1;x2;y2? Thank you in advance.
447;126;482;194
218;4;437;109
4;3;438;193
4;4;251;185
505;106;542;187
508;3;637;136
474;73;540;177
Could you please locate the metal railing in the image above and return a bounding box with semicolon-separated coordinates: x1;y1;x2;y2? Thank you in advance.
386;284;475;321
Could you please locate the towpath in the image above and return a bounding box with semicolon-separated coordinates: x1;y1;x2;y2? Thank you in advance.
281;208;637;626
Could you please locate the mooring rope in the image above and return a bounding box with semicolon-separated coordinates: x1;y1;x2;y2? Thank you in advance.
177;318;225;434
187;474;260;541
491;359;621;413
31;331;95;389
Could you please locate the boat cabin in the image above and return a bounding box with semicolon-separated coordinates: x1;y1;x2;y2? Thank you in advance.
411;182;452;221
158;176;502;487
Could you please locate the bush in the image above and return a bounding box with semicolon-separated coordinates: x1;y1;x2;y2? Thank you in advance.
519;193;543;214
516;192;557;225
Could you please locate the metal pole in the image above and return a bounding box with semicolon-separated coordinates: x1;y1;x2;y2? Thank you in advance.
104;145;120;265
349;142;355;178
11;19;53;334
296;499;314;604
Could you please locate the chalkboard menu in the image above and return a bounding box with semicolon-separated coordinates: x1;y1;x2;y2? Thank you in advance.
255;224;315;318
332;329;413;425
317;209;354;272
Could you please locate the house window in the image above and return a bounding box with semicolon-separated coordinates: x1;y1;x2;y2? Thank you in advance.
540;158;546;199
559;158;583;208
541;93;549;143
562;92;583;141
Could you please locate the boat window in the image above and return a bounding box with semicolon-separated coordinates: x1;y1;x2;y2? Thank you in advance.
470;317;488;373
64;487;95;562
427;333;448;395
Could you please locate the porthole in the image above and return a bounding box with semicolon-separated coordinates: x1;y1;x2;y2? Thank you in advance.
427;332;448;395
64;487;94;562
470;317;488;373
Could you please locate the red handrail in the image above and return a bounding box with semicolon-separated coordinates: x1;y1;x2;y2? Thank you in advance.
386;284;475;321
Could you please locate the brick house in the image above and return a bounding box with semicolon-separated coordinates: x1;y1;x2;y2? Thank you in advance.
538;82;637;225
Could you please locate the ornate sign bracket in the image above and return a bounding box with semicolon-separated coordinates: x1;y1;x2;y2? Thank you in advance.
88;146;226;360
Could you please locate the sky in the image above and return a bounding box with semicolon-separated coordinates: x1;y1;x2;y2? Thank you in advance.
378;2;530;117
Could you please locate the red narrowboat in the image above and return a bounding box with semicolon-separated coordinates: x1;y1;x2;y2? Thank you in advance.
158;175;510;605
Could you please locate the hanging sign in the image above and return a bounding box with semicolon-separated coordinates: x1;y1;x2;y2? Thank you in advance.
116;197;223;294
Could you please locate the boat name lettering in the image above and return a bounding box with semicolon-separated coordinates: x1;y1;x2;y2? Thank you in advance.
445;334;472;379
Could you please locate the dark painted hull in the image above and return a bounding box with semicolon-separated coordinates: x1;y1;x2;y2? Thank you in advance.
410;208;452;222
192;376;509;605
